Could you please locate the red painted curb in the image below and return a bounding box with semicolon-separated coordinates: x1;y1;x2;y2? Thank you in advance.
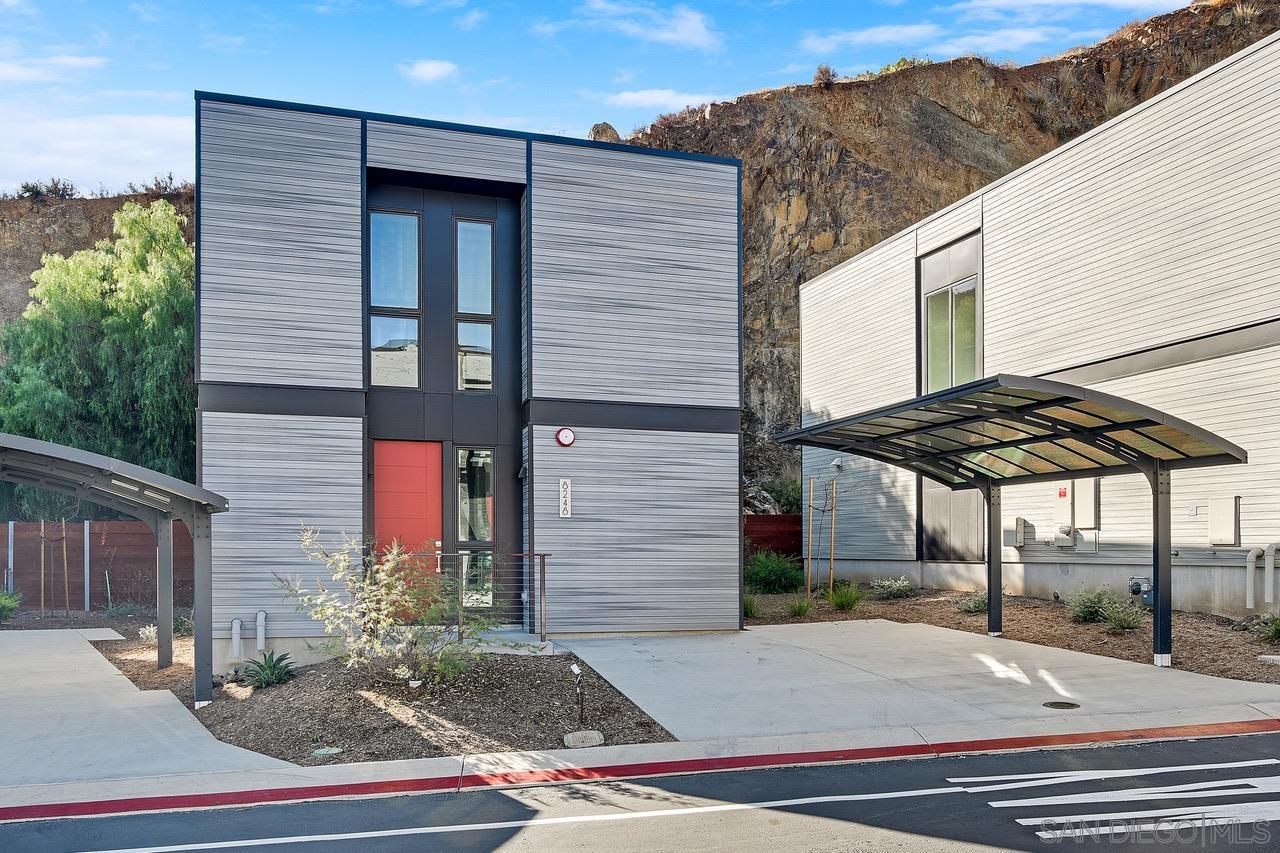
2;717;1278;824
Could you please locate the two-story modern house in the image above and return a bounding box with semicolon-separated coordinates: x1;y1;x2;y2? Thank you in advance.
796;31;1280;622
196;93;742;673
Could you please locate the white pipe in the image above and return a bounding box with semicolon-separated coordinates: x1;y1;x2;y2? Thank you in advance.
1246;547;1264;610
256;610;267;653
1267;544;1280;605
230;618;243;660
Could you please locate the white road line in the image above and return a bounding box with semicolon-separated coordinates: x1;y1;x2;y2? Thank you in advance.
991;774;1280;808
74;786;962;853
949;758;1279;792
1023;800;1280;839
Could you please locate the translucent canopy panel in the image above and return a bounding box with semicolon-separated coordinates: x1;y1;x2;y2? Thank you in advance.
778;375;1247;490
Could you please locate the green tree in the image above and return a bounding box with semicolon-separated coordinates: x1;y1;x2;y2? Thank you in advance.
0;201;195;514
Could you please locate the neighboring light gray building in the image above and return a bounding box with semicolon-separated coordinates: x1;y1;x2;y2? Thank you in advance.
798;31;1280;620
195;93;742;672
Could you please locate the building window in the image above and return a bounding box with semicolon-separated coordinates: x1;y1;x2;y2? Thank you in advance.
370;315;419;387
456;220;493;315
459;551;494;608
455;218;494;392
457;448;494;543
369;210;421;388
457;321;493;391
920;233;980;393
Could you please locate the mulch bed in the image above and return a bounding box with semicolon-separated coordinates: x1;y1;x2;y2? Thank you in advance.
58;617;673;765
748;588;1280;684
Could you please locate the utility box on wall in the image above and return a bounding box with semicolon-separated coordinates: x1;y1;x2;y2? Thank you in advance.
1208;496;1240;546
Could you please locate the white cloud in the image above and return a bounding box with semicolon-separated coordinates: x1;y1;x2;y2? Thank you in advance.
201;33;247;51
946;0;1174;12
537;1;723;51
398;58;459;83
925;26;1060;56
800;23;943;54
612;68;636;84
0;54;108;83
604;88;717;110
0;112;192;195
129;2;160;21
456;8;486;29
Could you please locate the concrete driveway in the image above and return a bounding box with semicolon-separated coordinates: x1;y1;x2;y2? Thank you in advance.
560;620;1280;741
0;629;288;787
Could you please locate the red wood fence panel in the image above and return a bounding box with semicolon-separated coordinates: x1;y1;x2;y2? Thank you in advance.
0;520;193;612
744;514;802;557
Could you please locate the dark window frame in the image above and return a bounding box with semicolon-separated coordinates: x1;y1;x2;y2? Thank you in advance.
452;216;497;395
368;206;423;389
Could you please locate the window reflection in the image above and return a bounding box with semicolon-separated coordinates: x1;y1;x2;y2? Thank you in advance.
457;322;493;392
370;315;418;387
457;448;494;542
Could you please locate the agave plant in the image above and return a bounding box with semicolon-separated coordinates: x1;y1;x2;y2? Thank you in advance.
241;651;297;688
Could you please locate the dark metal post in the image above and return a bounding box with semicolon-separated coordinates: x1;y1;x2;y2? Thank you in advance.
1149;463;1173;666
156;514;174;669
539;554;547;643
457;556;465;641
985;481;1003;636
192;510;213;705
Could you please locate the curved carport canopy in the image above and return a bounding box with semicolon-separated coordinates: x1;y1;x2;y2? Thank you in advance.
777;374;1247;666
0;432;226;703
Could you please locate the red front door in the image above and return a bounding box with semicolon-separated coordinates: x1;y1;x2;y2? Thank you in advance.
373;440;443;554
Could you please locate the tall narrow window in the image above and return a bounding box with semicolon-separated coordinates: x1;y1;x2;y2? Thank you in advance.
369;211;421;387
455;219;495;392
457;448;494;542
920;234;981;393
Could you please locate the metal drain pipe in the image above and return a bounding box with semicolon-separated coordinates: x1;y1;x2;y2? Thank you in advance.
1267;544;1280;605
230;618;243;661
256;610;267;653
1246;547;1265;610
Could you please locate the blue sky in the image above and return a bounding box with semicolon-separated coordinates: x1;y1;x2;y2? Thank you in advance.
0;0;1182;194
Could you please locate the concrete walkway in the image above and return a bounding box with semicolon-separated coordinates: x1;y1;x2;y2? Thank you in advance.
0;629;289;787
560;620;1280;741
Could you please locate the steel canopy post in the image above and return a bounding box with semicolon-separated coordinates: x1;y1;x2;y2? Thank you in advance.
155;514;174;669
1149;462;1173;666
192;510;214;705
984;480;1003;636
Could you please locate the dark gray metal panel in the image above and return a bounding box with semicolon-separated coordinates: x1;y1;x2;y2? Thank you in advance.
530;142;740;407
367;121;527;184
200;412;363;639
531;425;740;632
526;398;740;434
199;384;365;418
198;101;363;388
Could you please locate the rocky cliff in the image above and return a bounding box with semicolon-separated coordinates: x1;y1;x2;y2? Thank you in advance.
0;189;194;327
624;0;1280;491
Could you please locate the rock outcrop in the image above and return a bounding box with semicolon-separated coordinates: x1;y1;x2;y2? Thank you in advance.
622;0;1280;485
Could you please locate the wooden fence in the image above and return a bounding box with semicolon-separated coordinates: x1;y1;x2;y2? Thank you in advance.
1;520;194;612
743;514;802;557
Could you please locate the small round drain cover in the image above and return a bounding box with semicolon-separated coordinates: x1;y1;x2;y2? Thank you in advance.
1043;701;1081;710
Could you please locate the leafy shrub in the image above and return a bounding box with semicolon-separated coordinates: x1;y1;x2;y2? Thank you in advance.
764;477;803;514
955;589;988;614
242;651;296;688
742;593;759;619
0;590;20;621
173;609;194;636
744;550;804;594
1066;589;1121;624
105;601;145;618
827;584;865;611
139;624;158;644
1255;614;1280;644
868;576;917;599
280;529;499;684
1102;599;1144;632
786;596;813;618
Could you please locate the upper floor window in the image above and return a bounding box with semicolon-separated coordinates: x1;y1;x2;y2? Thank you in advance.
369;210;420;388
455;219;494;392
920;233;980;393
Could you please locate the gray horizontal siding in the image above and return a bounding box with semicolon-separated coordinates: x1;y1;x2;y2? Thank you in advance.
530;142;740;407
982;36;1280;375
367;121;526;184
198;100;363;388
531;425;739;632
915;196;980;256
201;412;364;639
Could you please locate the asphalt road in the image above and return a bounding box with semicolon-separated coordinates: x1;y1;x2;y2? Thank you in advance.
8;733;1280;852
